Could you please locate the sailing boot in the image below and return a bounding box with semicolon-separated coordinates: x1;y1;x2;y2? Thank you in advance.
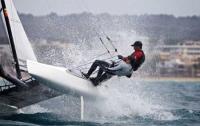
90;77;99;86
81;61;100;79
81;72;90;79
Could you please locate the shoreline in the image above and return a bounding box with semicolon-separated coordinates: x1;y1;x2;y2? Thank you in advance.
1;77;200;82
138;77;200;82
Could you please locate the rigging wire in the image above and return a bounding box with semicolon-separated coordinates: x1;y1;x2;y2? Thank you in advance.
99;37;111;55
106;35;118;53
69;54;118;71
59;0;117;72
85;51;112;62
81;0;118;55
49;1;119;72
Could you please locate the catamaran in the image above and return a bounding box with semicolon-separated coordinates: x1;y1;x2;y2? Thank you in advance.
0;0;104;116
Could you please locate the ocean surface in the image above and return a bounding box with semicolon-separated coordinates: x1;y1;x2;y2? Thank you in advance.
0;79;200;126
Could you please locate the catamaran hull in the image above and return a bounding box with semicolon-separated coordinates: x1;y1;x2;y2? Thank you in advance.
27;60;104;99
0;0;61;111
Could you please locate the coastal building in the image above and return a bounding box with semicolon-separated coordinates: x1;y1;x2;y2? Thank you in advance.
158;41;200;77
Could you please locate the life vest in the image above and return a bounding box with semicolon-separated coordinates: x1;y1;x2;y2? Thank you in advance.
130;50;145;71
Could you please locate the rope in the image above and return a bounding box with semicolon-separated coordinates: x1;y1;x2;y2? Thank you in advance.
99;37;111;54
106;36;118;53
69;51;111;70
85;51;110;62
70;61;94;70
81;0;118;56
94;21;118;55
82;0;118;53
63;0;116;70
69;54;118;71
96;24;118;53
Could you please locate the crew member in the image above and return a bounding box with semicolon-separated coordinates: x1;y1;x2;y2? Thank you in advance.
82;41;145;86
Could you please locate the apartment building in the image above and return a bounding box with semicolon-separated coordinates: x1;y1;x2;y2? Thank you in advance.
158;41;200;77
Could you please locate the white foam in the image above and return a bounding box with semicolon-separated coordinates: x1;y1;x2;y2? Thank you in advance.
31;30;179;121
91;79;180;121
19;104;51;114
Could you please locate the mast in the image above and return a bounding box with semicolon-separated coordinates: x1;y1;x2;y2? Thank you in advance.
1;0;22;79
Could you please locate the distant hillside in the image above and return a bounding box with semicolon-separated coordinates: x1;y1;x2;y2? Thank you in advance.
1;13;200;44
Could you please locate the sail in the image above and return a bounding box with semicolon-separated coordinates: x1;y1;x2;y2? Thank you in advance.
1;0;37;66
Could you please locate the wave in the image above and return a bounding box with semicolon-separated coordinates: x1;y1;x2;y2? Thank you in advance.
1;108;199;126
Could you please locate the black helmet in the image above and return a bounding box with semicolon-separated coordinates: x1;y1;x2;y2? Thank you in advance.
131;41;142;49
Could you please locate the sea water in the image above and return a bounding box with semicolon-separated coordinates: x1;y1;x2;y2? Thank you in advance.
0;79;199;126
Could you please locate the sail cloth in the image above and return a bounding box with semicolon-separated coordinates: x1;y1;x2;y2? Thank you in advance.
1;0;37;68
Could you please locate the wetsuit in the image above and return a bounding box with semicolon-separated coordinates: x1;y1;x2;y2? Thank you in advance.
84;60;132;86
84;49;145;86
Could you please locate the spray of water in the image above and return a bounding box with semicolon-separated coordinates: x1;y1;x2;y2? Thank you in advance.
27;30;179;122
92;79;179;121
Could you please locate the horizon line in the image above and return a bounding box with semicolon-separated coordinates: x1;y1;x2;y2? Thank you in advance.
18;11;200;18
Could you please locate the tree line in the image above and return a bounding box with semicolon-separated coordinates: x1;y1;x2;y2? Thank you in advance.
1;13;200;45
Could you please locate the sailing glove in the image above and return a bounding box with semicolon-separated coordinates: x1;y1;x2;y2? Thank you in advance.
117;55;123;59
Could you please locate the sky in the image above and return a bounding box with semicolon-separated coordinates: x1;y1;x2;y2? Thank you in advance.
14;0;200;16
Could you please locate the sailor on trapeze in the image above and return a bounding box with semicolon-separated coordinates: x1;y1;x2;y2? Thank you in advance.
82;41;145;86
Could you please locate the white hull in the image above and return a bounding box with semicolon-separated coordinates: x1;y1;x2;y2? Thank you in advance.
27;60;105;99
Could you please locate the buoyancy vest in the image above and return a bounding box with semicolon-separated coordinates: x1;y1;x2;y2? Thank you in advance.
130;50;145;71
